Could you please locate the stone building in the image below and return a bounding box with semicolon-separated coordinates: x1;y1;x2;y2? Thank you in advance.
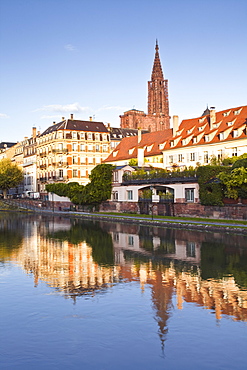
36;115;111;192
120;41;170;132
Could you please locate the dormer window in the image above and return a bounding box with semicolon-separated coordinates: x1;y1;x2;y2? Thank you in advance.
205;135;209;142
159;143;165;150
170;141;174;147
193;137;197;144
234;109;241;115
227;121;234;126
233;130;239;138
182;139;186;145
198;126;203;132
199;117;205;123
223;111;231;117
219;132;224;140
129;148;135;155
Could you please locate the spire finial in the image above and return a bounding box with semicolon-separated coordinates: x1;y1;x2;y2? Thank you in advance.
155;39;159;51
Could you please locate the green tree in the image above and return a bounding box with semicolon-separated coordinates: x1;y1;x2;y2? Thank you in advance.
129;158;138;166
219;167;247;199
0;159;23;198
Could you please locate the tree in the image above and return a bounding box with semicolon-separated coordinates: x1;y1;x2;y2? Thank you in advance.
45;164;114;207
0;159;23;198
219;167;247;199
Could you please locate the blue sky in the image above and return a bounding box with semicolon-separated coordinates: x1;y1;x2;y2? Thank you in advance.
0;0;246;142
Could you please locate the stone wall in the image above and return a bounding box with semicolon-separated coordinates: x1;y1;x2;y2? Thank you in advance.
100;201;247;220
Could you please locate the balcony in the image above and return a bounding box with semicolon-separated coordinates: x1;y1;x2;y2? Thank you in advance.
52;149;68;154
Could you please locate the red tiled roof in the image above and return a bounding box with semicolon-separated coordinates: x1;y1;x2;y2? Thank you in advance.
104;129;173;162
164;105;247;149
104;105;247;163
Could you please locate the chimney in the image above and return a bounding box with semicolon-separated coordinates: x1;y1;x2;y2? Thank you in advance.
89;116;92;121
107;123;111;129
138;147;144;167
138;128;142;143
53;121;56;125
70;114;74;120
32;127;37;138
210;107;216;129
173;115;179;136
62;117;65;121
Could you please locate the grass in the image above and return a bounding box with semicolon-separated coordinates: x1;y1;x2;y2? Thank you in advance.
91;211;247;226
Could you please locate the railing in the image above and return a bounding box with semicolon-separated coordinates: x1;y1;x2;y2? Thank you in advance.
123;176;197;185
52;149;68;154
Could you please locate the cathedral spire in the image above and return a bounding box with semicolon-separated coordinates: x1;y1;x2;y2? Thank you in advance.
151;39;164;81
148;41;170;125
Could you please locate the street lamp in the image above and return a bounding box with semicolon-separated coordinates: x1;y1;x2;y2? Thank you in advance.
150;186;153;220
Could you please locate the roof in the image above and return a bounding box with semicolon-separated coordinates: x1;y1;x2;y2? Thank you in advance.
104;129;173;162
109;127;148;140
164;105;247;150
0;142;16;149
41;119;109;136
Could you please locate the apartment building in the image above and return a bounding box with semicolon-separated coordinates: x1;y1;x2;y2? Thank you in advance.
36;115;111;192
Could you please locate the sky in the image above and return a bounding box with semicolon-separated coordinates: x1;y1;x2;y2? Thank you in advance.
0;0;246;142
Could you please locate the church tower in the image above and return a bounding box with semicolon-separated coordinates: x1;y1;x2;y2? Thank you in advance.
120;41;170;132
147;40;170;127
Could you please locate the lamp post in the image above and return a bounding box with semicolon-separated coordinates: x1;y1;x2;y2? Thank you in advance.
150;186;153;220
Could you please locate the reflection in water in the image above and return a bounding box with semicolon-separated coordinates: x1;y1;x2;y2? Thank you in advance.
1;214;247;353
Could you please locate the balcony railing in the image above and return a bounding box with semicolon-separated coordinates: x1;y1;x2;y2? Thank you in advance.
52;149;68;154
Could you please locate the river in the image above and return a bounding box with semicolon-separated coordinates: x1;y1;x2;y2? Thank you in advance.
0;213;246;370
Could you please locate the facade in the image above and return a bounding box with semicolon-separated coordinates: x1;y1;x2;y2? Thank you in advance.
105;105;247;170
163;106;247;169
111;165;199;205
36;115;111;192
120;41;170;132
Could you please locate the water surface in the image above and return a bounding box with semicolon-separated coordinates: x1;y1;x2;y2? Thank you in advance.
0;213;246;369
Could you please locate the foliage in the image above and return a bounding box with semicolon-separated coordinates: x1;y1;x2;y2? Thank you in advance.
128;158;138;166
232;157;247;170
122;166;197;182
222;153;247;166
46;164;114;206
0;159;23;198
197;165;231;206
141;189;152;199
218;167;247;199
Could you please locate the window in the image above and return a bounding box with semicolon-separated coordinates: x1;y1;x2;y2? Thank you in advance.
193;137;197;144
112;191;118;200
169;155;173;163
58;143;63;151
95;144;100;152
219;132;224;140
102;145;107;152
113;171;119;182
81;169;86;177
80;132;85;139
73;169;78;177
88;144;93;151
72;132;77;139
95;133;99;140
127;190;133;200
232;147;238;157
59;170;63;178
80;156;86;164
186;242;196;257
88;157;94;164
178;154;183;162
185;188;194;202
233;130;239;138
72;143;77;151
205;135;209;142
128;235;134;246
204;151;209;163
96;157;101;164
80;144;85;151
190;153;195;161
72;156;77;164
87;133;92;140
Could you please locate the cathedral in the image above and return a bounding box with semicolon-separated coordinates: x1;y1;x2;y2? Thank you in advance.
120;41;170;132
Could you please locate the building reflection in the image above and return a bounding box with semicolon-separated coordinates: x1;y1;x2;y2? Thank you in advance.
2;216;247;341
